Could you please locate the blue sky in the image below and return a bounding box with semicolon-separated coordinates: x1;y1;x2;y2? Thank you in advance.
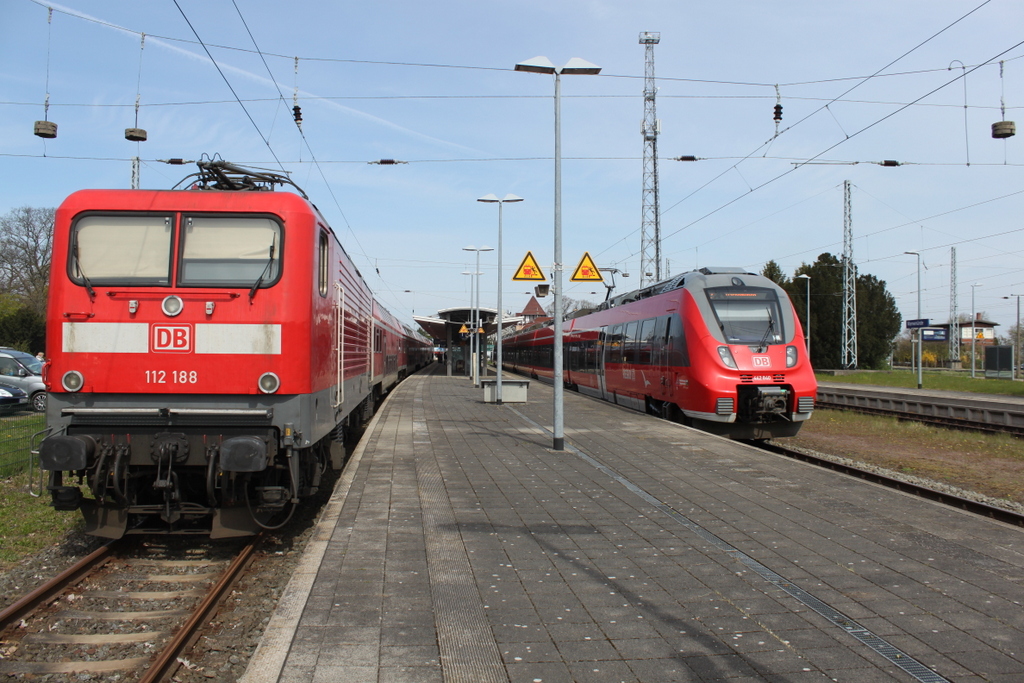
2;0;1022;337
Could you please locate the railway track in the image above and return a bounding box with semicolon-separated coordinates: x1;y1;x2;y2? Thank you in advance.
757;440;1024;529
0;536;258;681
817;381;1024;436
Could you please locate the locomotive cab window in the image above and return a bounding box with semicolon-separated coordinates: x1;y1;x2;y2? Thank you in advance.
706;287;784;345
179;215;282;288
70;214;173;286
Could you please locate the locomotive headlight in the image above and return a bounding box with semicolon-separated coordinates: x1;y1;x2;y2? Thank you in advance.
161;295;183;317
717;346;737;369
62;370;84;392
786;345;799;368
258;372;280;394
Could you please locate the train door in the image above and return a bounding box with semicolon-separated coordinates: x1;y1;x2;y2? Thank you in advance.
597;326;608;400
602;324;622;402
653;316;669;399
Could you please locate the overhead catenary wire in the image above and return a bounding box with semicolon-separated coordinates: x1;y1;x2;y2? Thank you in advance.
171;0;286;173
607;34;1024;271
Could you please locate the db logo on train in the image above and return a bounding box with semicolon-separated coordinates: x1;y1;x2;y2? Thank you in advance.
752;356;771;367
151;324;192;353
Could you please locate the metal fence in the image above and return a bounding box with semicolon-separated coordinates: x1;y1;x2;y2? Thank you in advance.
0;411;45;477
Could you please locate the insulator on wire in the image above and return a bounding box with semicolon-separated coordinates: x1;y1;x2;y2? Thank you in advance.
292;105;302;124
773;103;783;122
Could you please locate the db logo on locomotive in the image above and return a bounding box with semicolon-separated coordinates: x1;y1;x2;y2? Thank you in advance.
151;324;192;353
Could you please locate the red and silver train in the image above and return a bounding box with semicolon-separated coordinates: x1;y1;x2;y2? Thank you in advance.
503;267;816;439
37;161;430;538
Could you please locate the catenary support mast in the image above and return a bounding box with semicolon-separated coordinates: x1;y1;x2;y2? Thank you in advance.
949;247;960;365
842;180;858;369
639;32;661;288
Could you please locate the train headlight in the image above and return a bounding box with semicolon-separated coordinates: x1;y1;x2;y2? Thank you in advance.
717;346;737;369
161;295;184;317
62;370;84;392
258;372;280;394
786;345;798;368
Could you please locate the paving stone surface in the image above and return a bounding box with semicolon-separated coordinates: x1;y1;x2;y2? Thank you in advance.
242;365;1024;682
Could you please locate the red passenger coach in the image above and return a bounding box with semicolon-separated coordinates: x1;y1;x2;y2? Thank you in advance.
504;267;817;440
37;161;428;537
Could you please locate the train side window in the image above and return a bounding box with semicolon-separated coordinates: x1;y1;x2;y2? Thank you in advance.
70;214;173;286
607;325;623;364
179;215;282;288
623;321;639;364
318;231;329;297
652;316;668;367
638;319;656;365
666;314;689;367
584;335;598;374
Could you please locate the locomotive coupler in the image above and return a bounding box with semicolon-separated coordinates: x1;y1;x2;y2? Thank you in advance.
47;472;83;510
255;486;289;509
737;385;790;422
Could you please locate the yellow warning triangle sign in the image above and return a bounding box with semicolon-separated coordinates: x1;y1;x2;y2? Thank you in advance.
512;251;546;281
570;252;603;282
458;324;468;334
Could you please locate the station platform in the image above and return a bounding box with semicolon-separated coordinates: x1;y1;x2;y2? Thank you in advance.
241;365;1024;683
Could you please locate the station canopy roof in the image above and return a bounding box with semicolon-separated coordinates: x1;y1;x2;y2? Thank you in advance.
414;306;522;343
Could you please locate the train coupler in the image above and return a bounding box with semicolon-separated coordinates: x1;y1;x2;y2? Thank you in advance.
49;486;82;511
255;486;289;510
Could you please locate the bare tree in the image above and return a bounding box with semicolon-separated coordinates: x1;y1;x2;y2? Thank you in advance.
0;207;54;316
545;296;599;318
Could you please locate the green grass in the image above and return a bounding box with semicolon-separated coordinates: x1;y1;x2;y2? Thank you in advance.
0;412;46;477
0;470;82;568
795;409;1024;504
816;369;1024;397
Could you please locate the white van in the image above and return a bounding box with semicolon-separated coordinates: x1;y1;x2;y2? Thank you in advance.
0;348;46;412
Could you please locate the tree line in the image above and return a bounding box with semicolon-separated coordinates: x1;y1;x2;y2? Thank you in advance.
762;255;902;370
0;207;52;353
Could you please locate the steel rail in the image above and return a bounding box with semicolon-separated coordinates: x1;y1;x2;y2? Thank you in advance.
139;534;261;683
0;540;118;630
758;441;1024;528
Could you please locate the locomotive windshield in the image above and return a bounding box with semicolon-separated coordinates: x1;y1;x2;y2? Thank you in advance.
179;216;281;287
71;215;173;286
705;287;784;345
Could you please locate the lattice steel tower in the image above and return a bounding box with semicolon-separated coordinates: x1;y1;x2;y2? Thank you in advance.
949;247;960;364
841;180;858;369
639;32;661;288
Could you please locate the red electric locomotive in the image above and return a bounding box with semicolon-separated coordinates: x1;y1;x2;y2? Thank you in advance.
37;160;429;537
503;267;816;439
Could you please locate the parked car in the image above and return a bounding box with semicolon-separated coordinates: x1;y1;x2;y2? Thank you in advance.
0;380;29;415
0;348;46;412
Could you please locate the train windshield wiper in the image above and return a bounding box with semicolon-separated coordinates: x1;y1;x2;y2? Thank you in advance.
73;233;96;299
758;308;775;352
248;240;276;301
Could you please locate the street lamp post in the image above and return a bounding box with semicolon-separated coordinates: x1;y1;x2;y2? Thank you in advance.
971;283;982;379
463;246;493;386
516;55;601;451
478;194;524;404
461;270;477;379
795;274;811;360
905;252;922;389
1003;294;1021;380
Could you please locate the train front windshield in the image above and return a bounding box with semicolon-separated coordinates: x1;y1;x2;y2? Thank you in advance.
706;288;784;345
